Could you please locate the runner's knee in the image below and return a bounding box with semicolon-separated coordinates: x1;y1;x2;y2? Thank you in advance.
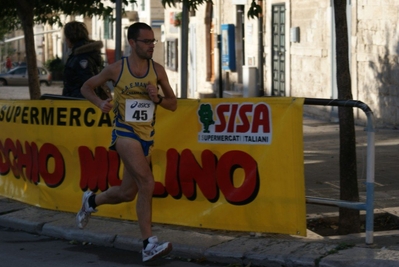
137;178;155;193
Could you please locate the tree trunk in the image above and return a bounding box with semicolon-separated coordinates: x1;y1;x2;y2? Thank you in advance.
334;0;360;234
15;0;41;100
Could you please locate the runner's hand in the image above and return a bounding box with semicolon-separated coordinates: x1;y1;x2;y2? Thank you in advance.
146;81;158;102
99;98;113;113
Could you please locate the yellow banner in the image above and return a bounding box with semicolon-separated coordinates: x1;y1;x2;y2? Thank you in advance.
0;97;306;236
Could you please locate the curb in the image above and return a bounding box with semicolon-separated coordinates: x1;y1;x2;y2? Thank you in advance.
2;197;399;266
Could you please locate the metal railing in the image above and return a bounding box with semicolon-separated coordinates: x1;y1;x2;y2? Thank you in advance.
40;94;84;100
304;98;375;245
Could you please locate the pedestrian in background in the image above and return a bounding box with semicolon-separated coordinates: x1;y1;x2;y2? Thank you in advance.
62;21;110;99
77;22;177;262
5;56;12;72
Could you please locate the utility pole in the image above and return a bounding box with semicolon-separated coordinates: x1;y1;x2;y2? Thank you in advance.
257;0;264;96
115;0;122;60
179;2;189;99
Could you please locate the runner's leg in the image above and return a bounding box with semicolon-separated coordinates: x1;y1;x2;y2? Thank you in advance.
94;166;138;205
114;137;154;239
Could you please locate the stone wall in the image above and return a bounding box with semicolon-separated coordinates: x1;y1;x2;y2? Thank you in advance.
288;0;331;99
355;0;399;127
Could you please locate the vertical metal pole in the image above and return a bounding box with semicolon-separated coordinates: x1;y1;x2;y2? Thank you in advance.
0;41;2;72
365;111;375;245
257;0;264;96
115;0;122;61
217;34;223;98
180;3;189;99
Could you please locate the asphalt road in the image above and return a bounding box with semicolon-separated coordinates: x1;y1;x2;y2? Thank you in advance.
0;226;229;267
0;83;63;100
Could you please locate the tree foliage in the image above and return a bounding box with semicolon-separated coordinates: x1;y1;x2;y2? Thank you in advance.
0;0;135;30
162;0;213;11
247;0;262;19
161;0;261;19
0;0;135;99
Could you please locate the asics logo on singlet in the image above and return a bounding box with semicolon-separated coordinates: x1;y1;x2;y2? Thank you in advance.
130;101;151;108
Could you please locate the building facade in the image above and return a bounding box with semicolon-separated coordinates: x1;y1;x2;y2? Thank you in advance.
162;0;399;128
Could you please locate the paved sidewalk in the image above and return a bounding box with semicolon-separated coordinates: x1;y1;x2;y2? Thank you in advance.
1;197;399;266
0;116;399;266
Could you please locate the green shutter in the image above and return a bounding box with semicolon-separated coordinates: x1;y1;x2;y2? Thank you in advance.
104;16;114;39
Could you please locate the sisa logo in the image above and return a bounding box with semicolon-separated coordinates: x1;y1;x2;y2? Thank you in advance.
198;102;272;145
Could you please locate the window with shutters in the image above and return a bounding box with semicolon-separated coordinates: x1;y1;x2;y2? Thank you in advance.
104;15;113;40
166;38;178;71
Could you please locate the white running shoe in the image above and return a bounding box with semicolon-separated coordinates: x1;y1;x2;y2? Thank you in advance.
76;191;97;229
142;236;173;262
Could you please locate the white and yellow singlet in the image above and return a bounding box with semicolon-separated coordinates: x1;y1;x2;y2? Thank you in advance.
109;57;158;155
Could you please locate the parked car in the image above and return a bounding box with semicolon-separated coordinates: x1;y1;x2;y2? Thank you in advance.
0;66;52;86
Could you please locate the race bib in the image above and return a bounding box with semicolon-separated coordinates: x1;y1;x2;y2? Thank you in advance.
125;99;155;122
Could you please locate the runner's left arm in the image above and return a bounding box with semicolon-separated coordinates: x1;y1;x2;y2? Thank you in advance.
154;63;177;112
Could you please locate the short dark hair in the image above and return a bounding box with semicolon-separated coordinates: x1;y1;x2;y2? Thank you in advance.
64;21;90;45
127;22;152;40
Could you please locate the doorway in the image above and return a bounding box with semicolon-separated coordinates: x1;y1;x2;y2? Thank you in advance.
271;4;286;96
